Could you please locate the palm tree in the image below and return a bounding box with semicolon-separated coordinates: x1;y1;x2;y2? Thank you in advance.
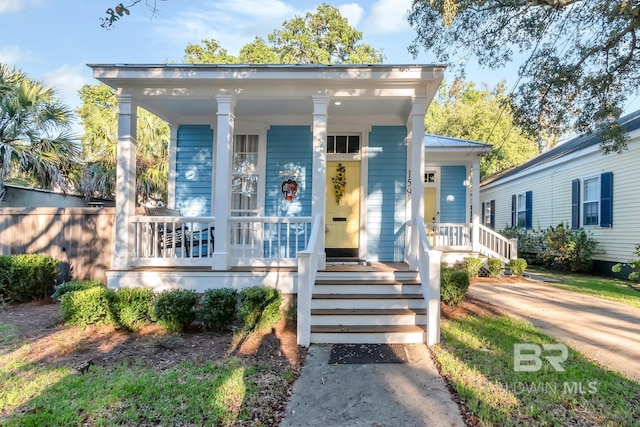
76;83;169;204
0;64;80;190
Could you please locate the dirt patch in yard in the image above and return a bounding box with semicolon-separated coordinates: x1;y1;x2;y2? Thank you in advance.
0;299;305;425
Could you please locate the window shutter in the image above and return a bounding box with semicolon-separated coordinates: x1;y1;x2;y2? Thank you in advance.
525;191;533;229
490;200;496;229
600;172;613;227
511;194;516;227
481;202;486;225
571;179;580;229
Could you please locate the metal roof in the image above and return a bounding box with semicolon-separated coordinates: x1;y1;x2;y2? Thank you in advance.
425;134;492;150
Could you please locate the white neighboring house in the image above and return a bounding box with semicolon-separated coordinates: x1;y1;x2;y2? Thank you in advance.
480;110;640;277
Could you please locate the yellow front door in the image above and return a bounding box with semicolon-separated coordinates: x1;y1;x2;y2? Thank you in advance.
326;161;360;257
424;187;437;223
424;187;437;246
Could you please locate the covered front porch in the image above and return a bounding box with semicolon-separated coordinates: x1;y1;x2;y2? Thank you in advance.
91;64;513;346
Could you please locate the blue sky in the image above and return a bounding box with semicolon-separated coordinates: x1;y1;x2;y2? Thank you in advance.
0;0;516;129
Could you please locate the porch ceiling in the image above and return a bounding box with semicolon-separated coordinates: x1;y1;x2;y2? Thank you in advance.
88;64;447;124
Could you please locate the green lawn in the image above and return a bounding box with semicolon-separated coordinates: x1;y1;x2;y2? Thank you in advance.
433;314;640;426
0;322;292;426
526;267;640;309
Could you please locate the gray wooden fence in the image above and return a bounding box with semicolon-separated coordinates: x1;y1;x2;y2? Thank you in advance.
0;208;115;282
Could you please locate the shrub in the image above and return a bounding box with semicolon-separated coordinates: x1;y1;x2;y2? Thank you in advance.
199;288;238;332
487;258;503;278
238;286;281;331
52;280;104;300
612;243;640;282
60;287;117;327
441;267;470;306
0;256;11;298
541;223;599;273
500;226;545;265
2;254;59;302
508;258;528;277
153;289;198;333
463;257;483;278
115;287;155;331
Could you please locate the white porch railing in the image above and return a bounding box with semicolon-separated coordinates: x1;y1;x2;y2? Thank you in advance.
477;223;518;262
296;215;323;347
131;216;215;267
130;215;312;267
425;222;517;263
425;222;471;249
415;217;442;346
229;216;312;266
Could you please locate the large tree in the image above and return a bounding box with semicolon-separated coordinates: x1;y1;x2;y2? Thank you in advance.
76;83;169;203
183;4;384;65
409;0;640;154
0;64;79;191
426;79;539;180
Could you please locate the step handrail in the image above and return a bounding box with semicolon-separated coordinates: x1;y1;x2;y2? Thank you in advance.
297;215;323;347
415;216;442;346
477;223;518;262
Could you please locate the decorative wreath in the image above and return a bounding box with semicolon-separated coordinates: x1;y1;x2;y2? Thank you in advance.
331;163;346;205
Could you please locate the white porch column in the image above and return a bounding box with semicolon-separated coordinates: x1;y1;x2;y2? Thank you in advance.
212;95;236;270
167;124;178;208
409;96;427;270
471;158;481;253
311;96;329;269
111;94;138;270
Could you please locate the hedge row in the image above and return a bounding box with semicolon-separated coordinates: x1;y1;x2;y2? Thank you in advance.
0;254;59;302
57;282;281;333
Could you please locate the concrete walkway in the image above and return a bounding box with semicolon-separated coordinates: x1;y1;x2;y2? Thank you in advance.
469;279;640;382
280;344;464;427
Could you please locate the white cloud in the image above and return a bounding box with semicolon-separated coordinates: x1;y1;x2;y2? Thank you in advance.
0;46;22;65
155;0;298;56
42;64;90;110
0;0;41;14
338;3;364;28
364;0;412;34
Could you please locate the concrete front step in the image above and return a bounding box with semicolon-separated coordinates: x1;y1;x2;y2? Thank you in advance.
310;324;427;344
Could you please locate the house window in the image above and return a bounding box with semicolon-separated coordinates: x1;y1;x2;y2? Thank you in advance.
511;191;532;229
582;176;600;226
482;200;495;229
231;134;260;216
327;135;360;154
572;172;613;228
425;171;436;184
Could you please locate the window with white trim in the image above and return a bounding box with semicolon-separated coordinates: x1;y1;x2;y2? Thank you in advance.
511;191;532;229
327;135;360;154
483;200;494;228
573;172;613;228
582;176;600;226
516;192;527;228
231;134;260;216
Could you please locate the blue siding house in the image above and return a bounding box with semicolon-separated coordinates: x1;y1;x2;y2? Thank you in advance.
90;64;501;346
